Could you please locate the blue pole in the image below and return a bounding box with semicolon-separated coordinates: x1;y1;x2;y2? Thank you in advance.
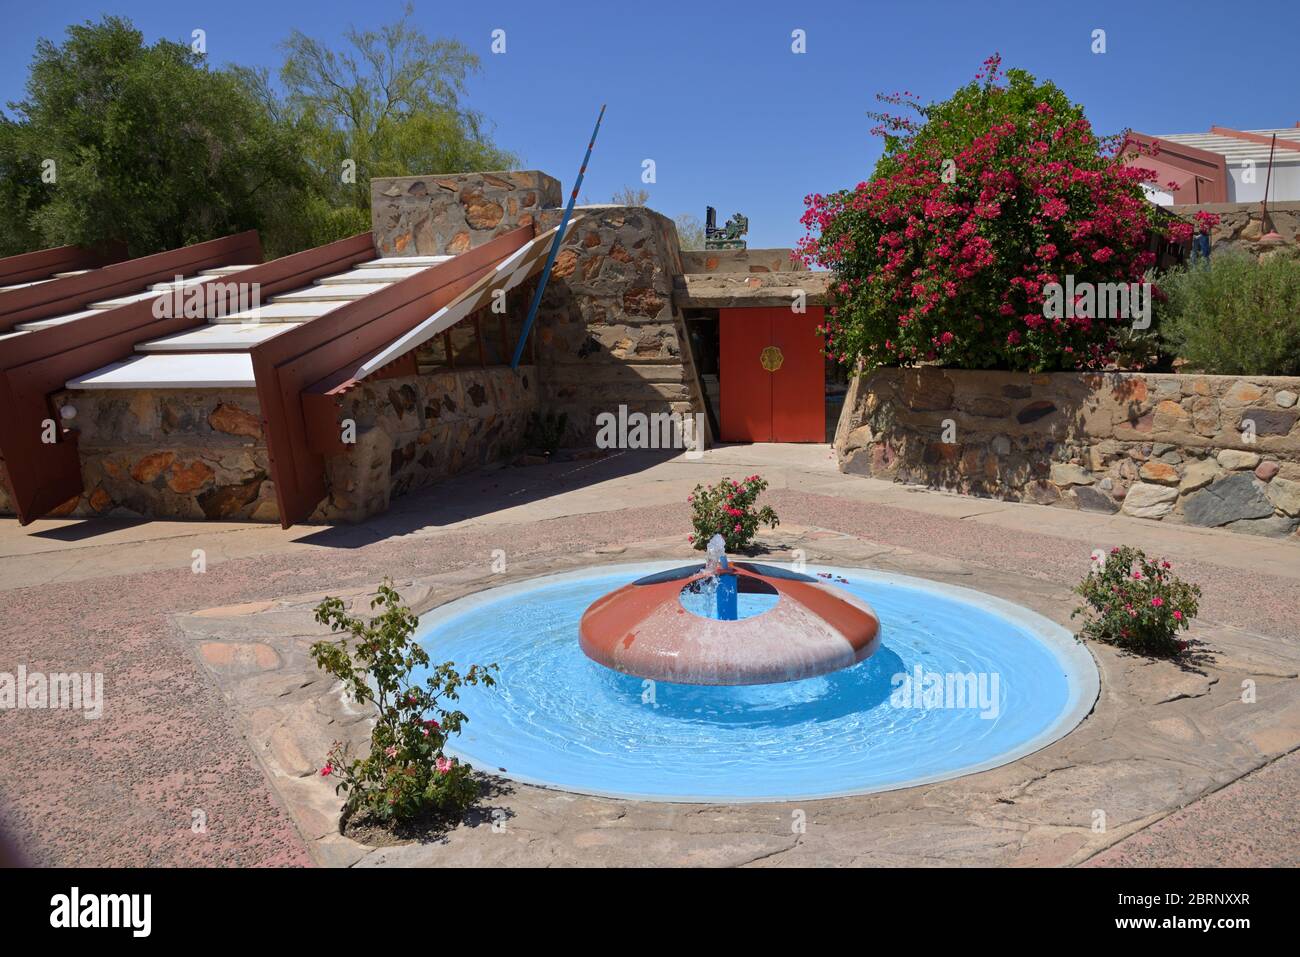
510;104;607;369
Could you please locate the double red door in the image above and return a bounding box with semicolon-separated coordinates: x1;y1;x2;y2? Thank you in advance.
719;307;825;442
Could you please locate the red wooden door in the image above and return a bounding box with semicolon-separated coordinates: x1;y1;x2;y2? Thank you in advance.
719;307;825;443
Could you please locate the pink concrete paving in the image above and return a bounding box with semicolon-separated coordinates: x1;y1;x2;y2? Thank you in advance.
0;447;1296;866
1082;750;1300;868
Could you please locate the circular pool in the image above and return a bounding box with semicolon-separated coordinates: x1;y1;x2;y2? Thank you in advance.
412;562;1098;803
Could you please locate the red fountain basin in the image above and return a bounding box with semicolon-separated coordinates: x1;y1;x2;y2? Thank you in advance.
578;561;882;686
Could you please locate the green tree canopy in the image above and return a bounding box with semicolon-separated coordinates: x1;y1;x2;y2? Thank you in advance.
1;16;305;256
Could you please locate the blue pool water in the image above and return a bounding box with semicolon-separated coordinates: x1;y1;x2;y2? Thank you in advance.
412;563;1097;802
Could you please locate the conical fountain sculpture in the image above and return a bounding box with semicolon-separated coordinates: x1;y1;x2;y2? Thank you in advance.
579;536;882;686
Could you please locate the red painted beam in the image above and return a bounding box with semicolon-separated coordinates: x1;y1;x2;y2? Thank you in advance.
0;231;378;525
0;244;127;288
0;231;263;334
252;225;534;527
1122;132;1229;204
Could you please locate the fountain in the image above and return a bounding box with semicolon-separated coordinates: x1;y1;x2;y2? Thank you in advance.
578;536;882;686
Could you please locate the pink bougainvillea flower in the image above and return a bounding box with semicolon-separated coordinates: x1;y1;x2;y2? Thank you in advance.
436;757;453;774
1151;597;1164;607
320;764;333;777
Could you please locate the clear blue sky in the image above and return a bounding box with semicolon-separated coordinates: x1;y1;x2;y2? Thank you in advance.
3;0;1296;248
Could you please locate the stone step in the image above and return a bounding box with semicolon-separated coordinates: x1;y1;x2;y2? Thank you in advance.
66;353;255;390
89;275;208;308
272;283;386;302
355;255;451;268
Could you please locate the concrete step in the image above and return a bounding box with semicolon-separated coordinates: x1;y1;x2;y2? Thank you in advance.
210;301;341;324
135;323;292;353
66;353;255;390
315;266;426;284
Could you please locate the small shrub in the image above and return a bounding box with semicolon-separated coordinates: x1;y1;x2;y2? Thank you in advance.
311;582;497;827
524;409;568;456
1072;546;1201;657
688;475;779;552
1159;252;1300;375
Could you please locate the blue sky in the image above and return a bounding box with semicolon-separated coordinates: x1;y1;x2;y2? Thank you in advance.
2;0;1296;248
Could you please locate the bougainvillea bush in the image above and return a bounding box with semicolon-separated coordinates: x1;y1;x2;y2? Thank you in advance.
688;475;779;552
1072;546;1201;657
798;55;1182;373
311;582;497;826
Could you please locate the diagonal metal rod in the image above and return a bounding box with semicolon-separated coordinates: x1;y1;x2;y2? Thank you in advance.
510;104;606;369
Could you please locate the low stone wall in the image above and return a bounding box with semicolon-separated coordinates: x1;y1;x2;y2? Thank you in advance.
314;365;539;523
679;248;805;273
371;170;562;257
835;367;1300;540
6;389;279;521
1171;200;1300;260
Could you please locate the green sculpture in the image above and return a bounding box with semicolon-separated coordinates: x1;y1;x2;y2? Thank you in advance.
704;206;749;250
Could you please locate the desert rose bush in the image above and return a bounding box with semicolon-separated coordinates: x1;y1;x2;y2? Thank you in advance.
799;55;1181;373
688;475;779;552
1072;546;1201;657
311;582;497;826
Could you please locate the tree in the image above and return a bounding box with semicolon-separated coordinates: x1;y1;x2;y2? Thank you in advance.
799;55;1171;373
1;17;306;256
611;185;650;206
674;213;705;250
275;3;516;249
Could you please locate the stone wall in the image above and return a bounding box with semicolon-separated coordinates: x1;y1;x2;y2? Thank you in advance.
6;389;279;521
835;367;1300;540
680;249;806;273
313;365;538;523
371;170;562;257
1171;200;1300;260
531;204;710;444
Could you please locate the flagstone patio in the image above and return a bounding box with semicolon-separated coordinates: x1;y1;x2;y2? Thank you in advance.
1;444;1296;866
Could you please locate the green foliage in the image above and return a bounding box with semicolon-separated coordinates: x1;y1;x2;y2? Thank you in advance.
1072;546;1200;657
688;475;779;552
272;2;517;251
1158;252;1300;375
0;7;517;259
1;17;306;257
311;582;497;826
674;213;705;251
524;409;568;455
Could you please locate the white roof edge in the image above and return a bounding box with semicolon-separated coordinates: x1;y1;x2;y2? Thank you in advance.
352;217;581;381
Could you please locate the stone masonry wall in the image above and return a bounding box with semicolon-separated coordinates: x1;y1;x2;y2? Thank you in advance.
530;205;710;445
680;249;806;274
1171;200;1300;261
371;170;562;257
835;367;1300;540
313;365;538;523
0;389;280;522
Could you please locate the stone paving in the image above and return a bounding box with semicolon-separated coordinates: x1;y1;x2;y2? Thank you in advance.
0;444;1297;866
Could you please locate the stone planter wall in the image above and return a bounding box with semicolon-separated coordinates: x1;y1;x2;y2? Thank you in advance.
1171;200;1300;261
313;364;539;523
0;389;279;522
835;367;1300;540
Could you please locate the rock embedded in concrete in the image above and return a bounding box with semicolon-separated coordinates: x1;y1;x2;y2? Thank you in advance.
1217;449;1262;470
1121;482;1179;519
1266;477;1300;517
1072;485;1120;513
1183;474;1276;527
1050;462;1094;486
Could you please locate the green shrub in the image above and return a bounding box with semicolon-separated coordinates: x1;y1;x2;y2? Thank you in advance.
688;476;779;552
1072;546;1200;657
1159;252;1300;375
311;582;497;826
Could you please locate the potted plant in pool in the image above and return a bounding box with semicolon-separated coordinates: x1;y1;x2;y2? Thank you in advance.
1072;546;1201;658
688;475;779;553
311;582;497;838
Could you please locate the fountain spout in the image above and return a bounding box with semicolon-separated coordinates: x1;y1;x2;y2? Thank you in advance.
704;534;738;620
